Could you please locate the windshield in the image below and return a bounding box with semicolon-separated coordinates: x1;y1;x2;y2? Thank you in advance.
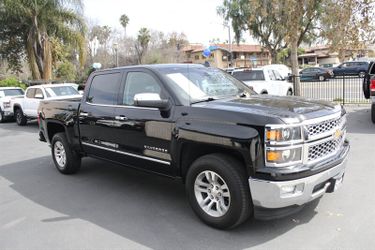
232;70;265;81
44;86;80;97
0;89;24;97
157;66;255;105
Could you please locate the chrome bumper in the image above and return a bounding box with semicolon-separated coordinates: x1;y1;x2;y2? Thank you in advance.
249;153;348;209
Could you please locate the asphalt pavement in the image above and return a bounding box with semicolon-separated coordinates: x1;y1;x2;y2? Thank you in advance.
0;105;374;250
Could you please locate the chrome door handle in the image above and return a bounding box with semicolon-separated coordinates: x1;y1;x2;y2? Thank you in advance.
115;115;128;121
80;112;89;117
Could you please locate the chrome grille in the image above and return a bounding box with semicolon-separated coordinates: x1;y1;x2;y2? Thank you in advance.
307;116;343;137
308;135;343;162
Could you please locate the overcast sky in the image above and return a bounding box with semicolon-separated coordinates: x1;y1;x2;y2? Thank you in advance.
83;0;252;44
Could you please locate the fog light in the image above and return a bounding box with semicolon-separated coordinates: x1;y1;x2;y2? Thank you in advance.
280;183;304;196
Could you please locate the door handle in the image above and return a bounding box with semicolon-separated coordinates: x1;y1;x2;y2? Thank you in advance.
80;112;89;117
115;115;128;121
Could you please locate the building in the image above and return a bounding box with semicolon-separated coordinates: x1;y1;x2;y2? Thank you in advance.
298;45;372;67
182;43;271;69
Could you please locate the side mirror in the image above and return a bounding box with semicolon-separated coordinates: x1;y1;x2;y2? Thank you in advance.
35;93;44;99
133;93;169;110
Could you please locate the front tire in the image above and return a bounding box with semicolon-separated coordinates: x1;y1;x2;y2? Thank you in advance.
186;154;252;229
371;104;375;124
319;75;325;81
51;132;81;174
287;89;293;96
0;109;4;123
15;108;27;126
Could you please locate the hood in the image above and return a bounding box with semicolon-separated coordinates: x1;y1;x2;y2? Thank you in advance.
1;95;24;102
194;95;342;124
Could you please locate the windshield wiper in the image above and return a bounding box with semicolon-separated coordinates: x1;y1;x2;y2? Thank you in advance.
191;97;216;104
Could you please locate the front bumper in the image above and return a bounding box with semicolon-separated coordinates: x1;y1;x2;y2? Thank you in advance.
2;110;14;118
249;144;348;211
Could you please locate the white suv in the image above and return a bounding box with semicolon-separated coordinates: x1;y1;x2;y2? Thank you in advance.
11;84;81;126
0;87;25;123
232;66;293;96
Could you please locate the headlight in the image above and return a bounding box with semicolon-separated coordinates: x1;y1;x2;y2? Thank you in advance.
265;147;302;166
3;102;10;109
265;126;302;143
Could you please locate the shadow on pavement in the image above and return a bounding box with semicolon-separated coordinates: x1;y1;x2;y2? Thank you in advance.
0;120;38;134
346;107;375;135
0;156;319;249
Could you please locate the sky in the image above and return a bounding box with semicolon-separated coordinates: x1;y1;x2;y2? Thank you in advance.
83;0;252;44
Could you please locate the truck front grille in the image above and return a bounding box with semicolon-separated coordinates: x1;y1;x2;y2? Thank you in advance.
307;116;343;138
307;133;344;162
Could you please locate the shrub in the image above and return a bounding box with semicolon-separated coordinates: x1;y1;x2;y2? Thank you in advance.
0;77;27;89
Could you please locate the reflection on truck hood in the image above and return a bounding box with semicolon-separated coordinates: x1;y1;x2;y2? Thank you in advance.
194;95;342;124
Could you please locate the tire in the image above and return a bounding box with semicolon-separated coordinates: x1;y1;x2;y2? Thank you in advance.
371;104;375;124
261;91;268;95
51;132;81;174
0;109;4;123
287;89;293;96
15;108;27;126
359;71;366;78
363;74;370;99
186;154;252;229
319;75;325;81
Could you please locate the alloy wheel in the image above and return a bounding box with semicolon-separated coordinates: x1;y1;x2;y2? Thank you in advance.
54;141;67;169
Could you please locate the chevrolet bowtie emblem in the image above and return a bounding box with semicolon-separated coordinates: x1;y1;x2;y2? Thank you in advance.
334;129;343;140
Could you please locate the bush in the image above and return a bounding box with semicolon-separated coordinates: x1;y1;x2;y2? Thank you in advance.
0;77;27;89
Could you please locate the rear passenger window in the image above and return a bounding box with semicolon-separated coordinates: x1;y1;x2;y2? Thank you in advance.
268;70;276;80
87;73;121;105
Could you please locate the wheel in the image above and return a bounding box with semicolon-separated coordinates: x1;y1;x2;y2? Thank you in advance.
186;154;252;229
15;108;27;126
359;71;366;78
319;75;325;81
51;132;81;174
261;91;268;95
287;89;293;96
0;109;4;123
371;104;375;124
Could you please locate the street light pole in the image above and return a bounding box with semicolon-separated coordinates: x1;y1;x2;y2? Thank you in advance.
223;22;233;67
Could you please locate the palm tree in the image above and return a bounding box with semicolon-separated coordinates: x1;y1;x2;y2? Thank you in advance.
119;14;129;37
1;0;86;80
135;27;151;64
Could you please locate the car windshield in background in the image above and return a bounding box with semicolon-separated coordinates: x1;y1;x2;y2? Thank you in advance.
157;66;255;104
45;86;79;97
0;89;24;97
232;70;265;81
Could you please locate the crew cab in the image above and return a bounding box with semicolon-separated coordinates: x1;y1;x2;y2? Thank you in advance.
363;61;375;123
38;64;349;229
12;83;81;126
0;87;24;123
232;66;294;96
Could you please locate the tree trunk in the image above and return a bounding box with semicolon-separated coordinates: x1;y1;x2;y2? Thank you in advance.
270;50;278;64
42;37;52;80
290;40;301;96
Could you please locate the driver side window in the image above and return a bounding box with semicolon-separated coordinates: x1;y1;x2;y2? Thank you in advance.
123;72;161;106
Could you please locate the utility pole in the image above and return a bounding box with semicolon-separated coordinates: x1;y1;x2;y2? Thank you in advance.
224;22;233;67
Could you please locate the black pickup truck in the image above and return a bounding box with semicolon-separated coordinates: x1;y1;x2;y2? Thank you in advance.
38;64;349;229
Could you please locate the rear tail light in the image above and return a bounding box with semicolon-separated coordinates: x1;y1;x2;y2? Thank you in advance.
370;79;375;91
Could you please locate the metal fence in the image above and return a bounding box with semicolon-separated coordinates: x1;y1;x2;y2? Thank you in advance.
291;75;370;104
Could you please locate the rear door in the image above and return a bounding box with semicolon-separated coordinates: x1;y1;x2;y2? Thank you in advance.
112;69;175;175
24;88;43;117
79;71;123;160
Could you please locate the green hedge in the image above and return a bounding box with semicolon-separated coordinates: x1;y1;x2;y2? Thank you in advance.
0;77;27;89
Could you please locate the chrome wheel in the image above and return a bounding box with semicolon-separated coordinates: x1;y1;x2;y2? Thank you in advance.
54;141;66;169
319;75;325;81
194;170;231;217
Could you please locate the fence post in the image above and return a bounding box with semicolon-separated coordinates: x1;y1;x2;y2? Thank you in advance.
342;73;345;105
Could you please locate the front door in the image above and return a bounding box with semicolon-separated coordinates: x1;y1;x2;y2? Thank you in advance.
112;70;175;176
79;71;123;160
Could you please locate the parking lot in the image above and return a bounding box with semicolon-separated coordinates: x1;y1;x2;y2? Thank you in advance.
0;105;374;249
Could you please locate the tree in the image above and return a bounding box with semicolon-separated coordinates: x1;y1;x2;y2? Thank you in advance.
119;14;130;36
0;0;86;80
135;28;151;64
217;0;321;63
320;0;375;62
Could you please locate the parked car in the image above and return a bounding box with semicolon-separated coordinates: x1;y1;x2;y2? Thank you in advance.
333;61;369;78
232;66;294;95
0;87;24;123
11;83;81;126
299;67;334;81
363;61;375;123
265;64;291;79
38;64;349;229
